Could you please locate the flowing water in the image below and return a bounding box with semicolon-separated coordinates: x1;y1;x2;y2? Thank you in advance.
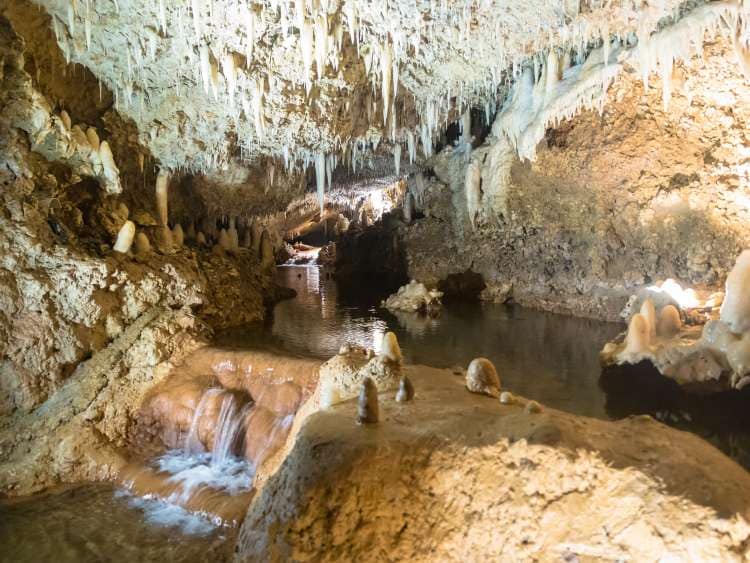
5;263;750;562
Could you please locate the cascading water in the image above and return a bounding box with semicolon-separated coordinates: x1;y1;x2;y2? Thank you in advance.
118;388;266;532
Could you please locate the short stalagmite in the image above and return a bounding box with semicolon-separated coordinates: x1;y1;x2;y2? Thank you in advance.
356;377;379;424
395;375;414;402
466;358;501;398
113;220;136;253
134;232;151;255
380;332;402;364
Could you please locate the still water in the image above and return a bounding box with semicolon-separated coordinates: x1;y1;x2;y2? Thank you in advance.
220;265;622;419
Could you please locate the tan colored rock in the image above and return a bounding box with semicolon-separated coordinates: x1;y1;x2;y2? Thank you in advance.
466;357;500;398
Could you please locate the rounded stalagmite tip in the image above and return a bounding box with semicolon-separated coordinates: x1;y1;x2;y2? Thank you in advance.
113;220;135;253
524;400;542;414
466;357;501;398
657;304;682;338
395;375;414;402
356;377;379;424
380;331;402;363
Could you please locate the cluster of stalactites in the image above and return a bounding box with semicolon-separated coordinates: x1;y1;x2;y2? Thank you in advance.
46;0;749;203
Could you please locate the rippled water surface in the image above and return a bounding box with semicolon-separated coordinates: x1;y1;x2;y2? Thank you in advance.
0;483;234;563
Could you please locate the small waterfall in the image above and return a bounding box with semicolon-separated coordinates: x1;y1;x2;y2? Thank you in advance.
184;388;222;455
120;378;300;530
183;387;252;463
212;395;253;465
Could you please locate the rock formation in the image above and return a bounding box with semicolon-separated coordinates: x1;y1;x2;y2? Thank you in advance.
466;358;501;398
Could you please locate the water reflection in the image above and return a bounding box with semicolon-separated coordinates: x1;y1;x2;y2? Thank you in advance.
219;265;623;419
218;265;750;468
601;363;750;469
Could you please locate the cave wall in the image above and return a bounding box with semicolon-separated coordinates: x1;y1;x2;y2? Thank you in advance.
0;15;283;495
404;39;750;321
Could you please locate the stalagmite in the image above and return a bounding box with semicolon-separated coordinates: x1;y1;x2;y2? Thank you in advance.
196;231;207;246
621;313;650;358
98;141;120;191
466;358;500;398
393;144;401;176
186;221;196;241
218;228;231;250
156;225;174;253
134;232;151;255
228;219;239;251
356;377;379;424
460;110;471;145
395;375;414;402
155;170;169;226
86;127;100;151
250;222;262;256
403;192;413;224
380;332;402;363
525;400;542;414
720;250;750;334
260;230;275;269
71;125;88;148
60;110;71;130
113;221;135;253
172;223;184;247
640;298;657;339
657;305;682;338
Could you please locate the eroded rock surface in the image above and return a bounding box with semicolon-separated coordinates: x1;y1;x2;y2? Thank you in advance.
238;364;750;561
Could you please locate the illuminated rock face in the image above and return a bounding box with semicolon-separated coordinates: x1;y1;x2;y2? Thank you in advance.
601;251;750;392
404;34;750;322
720;250;750;334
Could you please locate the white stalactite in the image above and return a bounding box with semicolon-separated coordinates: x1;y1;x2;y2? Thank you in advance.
155;170;169;226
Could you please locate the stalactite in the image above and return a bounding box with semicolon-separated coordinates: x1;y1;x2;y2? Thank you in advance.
380;41;392;125
465;160;481;229
300;20;314;92
315;152;326;213
155;170;169;226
